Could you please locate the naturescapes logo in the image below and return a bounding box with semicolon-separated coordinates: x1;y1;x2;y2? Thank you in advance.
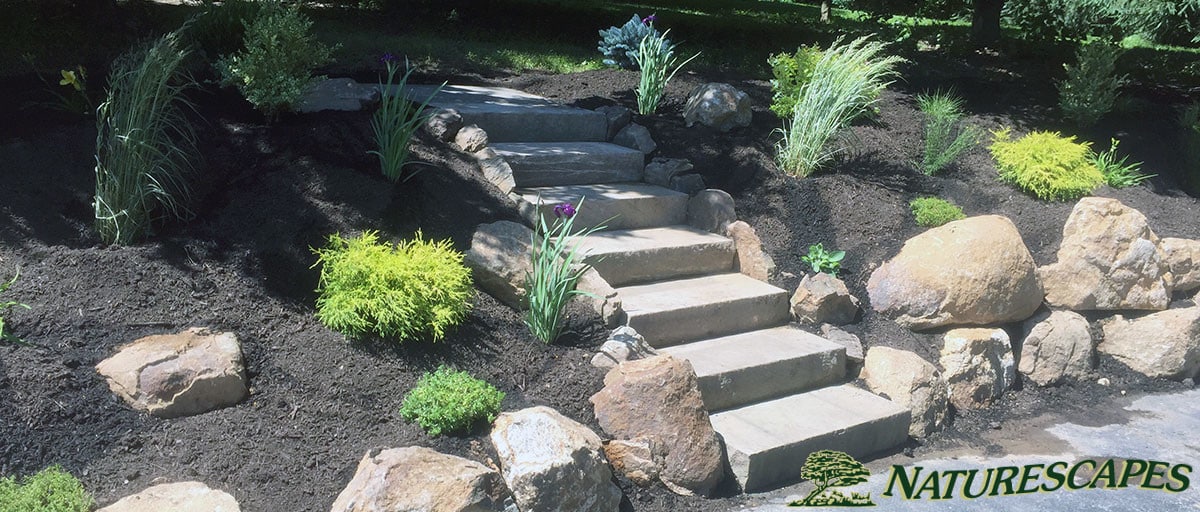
789;451;1193;507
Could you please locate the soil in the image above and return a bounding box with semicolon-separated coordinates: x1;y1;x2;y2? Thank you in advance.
2;46;1199;511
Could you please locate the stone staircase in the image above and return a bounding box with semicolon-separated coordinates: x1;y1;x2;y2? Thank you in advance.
408;85;910;492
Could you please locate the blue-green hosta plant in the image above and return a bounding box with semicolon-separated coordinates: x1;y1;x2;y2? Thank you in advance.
634;26;700;115
801;243;845;275
598;14;664;69
525;201;606;344
370;54;444;183
0;269;31;344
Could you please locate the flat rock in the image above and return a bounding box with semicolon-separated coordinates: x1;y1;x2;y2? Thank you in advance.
1039;197;1173;310
644;158;693;188
464;221;534;310
425;108;463;142
1019;309;1094;386
95;328;247;418
473;149;517;195
939;328;1015;409
97;481;240;512
820;324;864;364
612;123;656;155
867;215;1043;331
590;326;657;369
330;446;506;512
687;189;736;234
1162;237;1200;292
297;78;380;113
1100;306;1200;380
790;273;860;325
683;83;752;132
595;105;632;140
455;124;489;153
861;346;949;438
725;220;775;282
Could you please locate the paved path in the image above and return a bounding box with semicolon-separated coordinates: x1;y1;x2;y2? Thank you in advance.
744;388;1200;511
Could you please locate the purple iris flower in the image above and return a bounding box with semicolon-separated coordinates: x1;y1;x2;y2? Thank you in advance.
642;14;657;25
553;203;576;218
380;53;398;65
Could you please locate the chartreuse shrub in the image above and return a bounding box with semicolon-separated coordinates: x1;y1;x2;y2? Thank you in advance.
399;366;504;437
634;23;699;115
916;90;978;175
774;36;904;178
0;465;93;512
218;1;336;119
989;128;1105;201
312;231;472;342
0;269;30;344
1057;43;1125;128
910;197;966;227
598;14;663;69
94;31;196;246
768;45;823;119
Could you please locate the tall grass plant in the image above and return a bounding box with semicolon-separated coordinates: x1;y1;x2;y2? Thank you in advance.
916;90;977;175
634;28;699;115
525;201;606;344
370;56;443;183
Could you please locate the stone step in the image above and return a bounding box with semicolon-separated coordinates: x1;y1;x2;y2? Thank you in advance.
401;85;607;142
574;226;735;287
711;385;911;492
514;183;688;232
660;326;847;412
491;142;645;187
618;273;790;348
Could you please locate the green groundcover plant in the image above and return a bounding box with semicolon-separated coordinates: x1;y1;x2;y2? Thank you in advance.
989;128;1105;201
312;230;472;342
399;366;504;437
525;201;606;344
910;197;966;227
768;45;823;119
0;465;93;512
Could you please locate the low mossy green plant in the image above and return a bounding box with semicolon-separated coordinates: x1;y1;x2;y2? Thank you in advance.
0;465;93;512
988;128;1105;201
399;366;504;437
910;197;966;227
312;230;472;342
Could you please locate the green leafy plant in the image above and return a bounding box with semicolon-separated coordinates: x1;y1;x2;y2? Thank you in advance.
312;230;472;342
774;36;904;178
598;13;664;69
1057;43;1126;128
1180;103;1200;197
23;55;95;116
399;366;504;437
768;45;823;119
94;31;197;246
218;1;336;119
910;197;966;227
370;54;444;183
634;24;700;115
0;465;93;512
916;90;978;175
0;269;31;345
1092;138;1153;188
989;128;1106;201
801;243;845;275
525;201;606;344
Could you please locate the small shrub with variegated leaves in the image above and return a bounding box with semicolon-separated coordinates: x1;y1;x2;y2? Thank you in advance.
989;128;1105;201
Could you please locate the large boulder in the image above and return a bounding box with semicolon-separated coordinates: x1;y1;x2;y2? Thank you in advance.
330;447;506;512
1100;306;1200;380
464;221;534;310
1039;197;1173;310
790;273;861;325
590;326;658;369
866;215;1043;331
939;328;1016;410
1019;310;1094;386
97;482;240;512
1162;237;1200;292
490;407;621;512
683;83;752;132
861;347;949;438
472;148;517;195
95;328;247;418
589;355;725;496
725;221;775;282
574;266;622;329
595;105;632;140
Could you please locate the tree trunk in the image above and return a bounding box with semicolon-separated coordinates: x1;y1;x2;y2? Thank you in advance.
820;0;831;23
971;0;1004;45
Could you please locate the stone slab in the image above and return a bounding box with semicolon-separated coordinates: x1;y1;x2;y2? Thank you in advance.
400;85;607;142
618;273;790;348
574;226;735;286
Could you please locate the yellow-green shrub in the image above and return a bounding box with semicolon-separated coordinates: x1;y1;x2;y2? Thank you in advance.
0;466;93;512
910;197;966;227
988;128;1104;201
313;230;472;342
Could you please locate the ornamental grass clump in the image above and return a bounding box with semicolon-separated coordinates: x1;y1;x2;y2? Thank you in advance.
94;31;196;246
525;201;606;344
399;366;504;437
1058;43;1125;128
989;128;1105;201
370;54;444;183
634;23;699;115
0;465;94;512
774;36;904;178
910;197;966;227
916;90;978;175
312;230;472;342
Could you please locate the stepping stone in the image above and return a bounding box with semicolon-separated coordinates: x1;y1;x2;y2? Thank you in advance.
402;85;608;142
618;273;790;348
515;183;688;231
492;142;644;187
575;226;735;287
660;326;847;411
710;385;910;492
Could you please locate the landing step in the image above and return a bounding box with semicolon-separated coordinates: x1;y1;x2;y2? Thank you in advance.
514;183;687;232
618;273;790;348
711;385;911;492
401;85;607;142
493;142;645;187
660;326;846;412
575;226;734;286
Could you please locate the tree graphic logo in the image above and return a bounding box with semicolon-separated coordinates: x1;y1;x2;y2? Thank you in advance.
789;450;876;507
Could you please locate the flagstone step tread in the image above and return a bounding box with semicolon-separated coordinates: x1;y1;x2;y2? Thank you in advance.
575;226;735;286
514;183;688;231
660;326;847;412
711;385;911;492
491;142;645;187
401;85;607;142
617;273;791;348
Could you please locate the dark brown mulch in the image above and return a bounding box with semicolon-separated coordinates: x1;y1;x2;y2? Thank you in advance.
2;49;1198;512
